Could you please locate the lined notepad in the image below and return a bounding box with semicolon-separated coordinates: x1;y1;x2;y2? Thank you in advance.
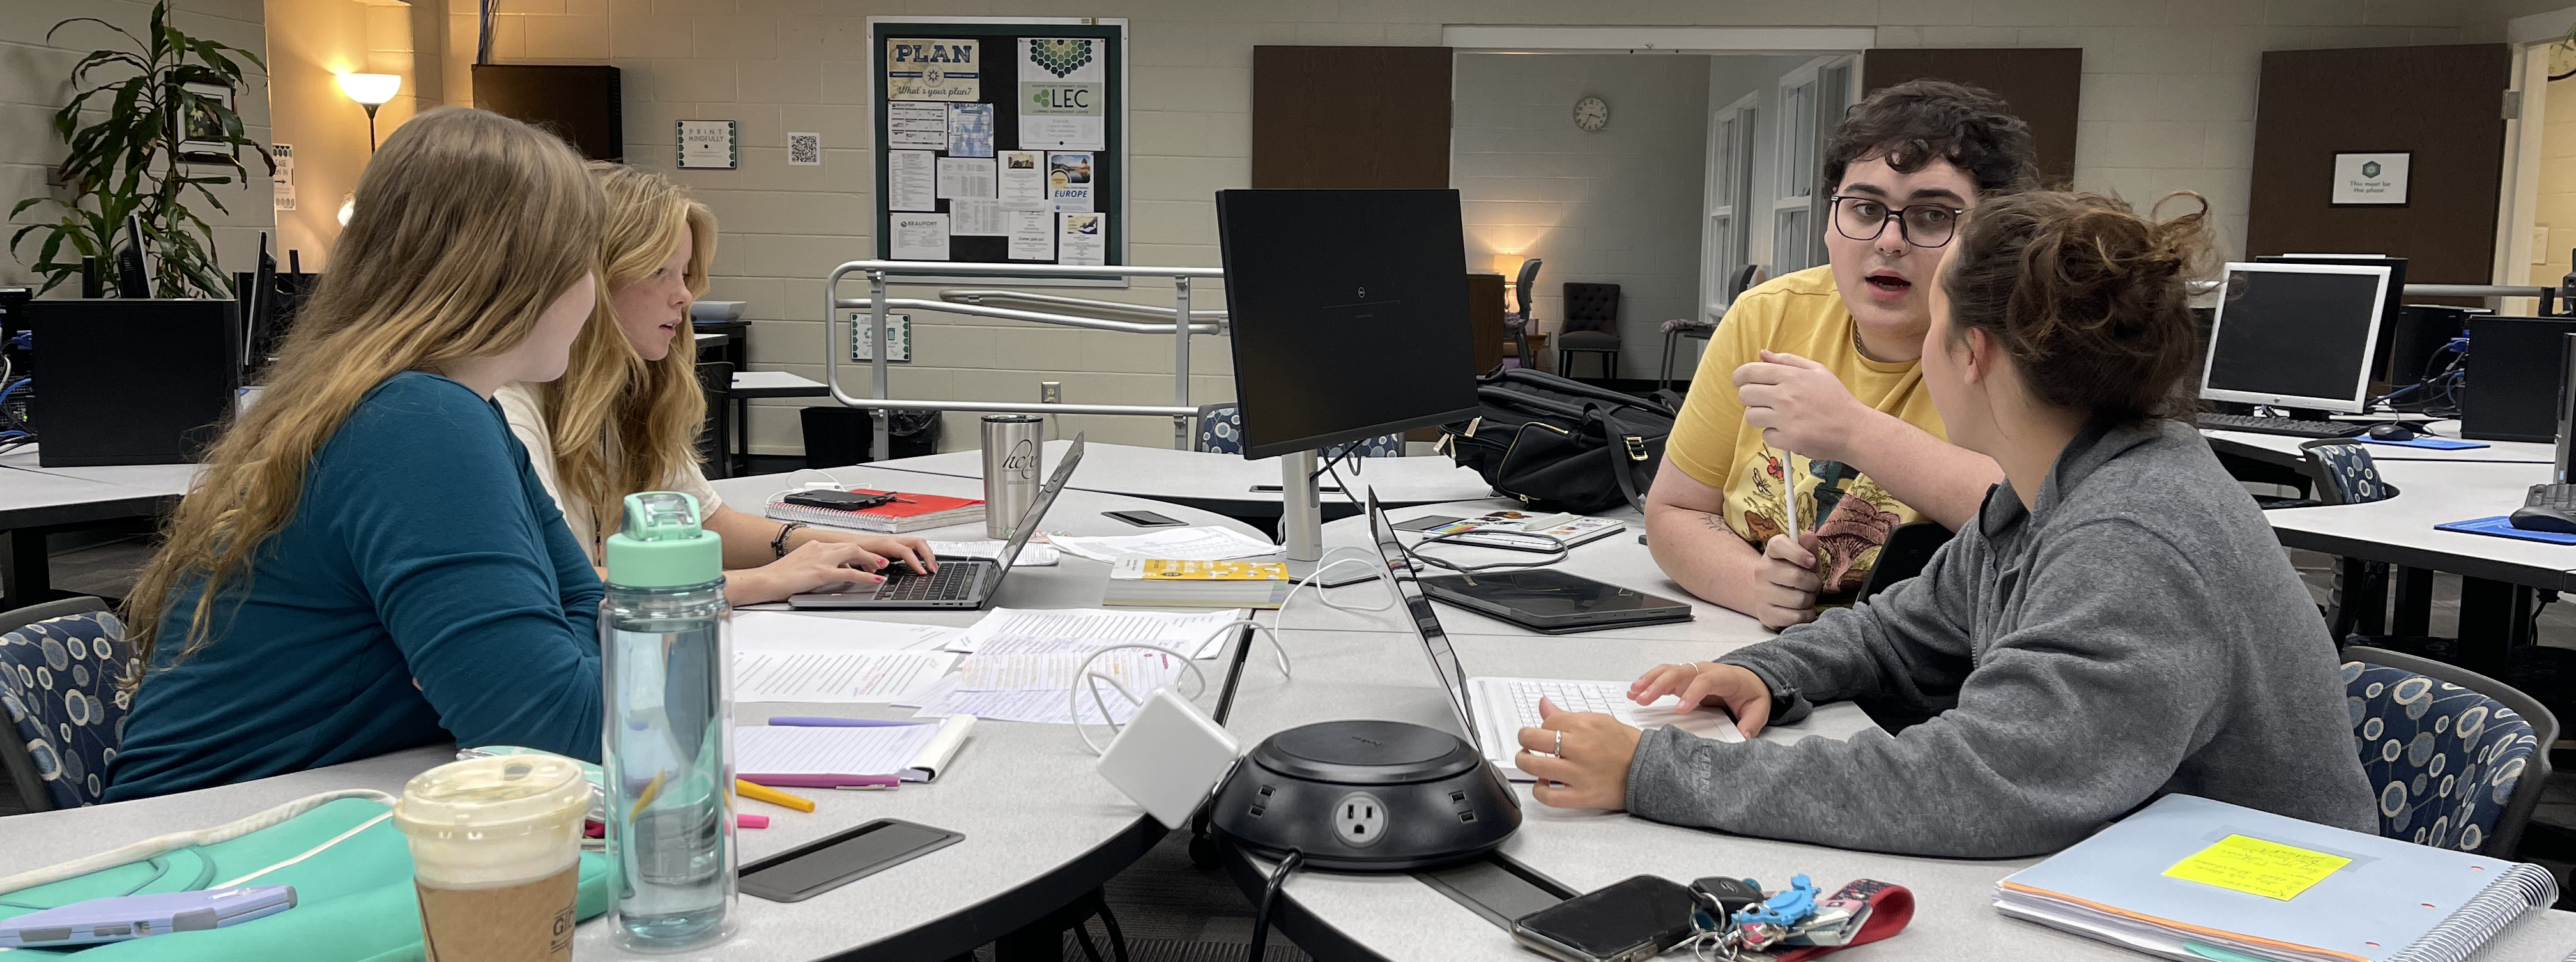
734;716;976;783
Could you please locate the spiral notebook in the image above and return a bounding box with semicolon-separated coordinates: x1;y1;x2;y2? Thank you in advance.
1995;794;2557;962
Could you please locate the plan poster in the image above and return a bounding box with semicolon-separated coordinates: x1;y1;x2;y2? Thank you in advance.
870;19;1125;275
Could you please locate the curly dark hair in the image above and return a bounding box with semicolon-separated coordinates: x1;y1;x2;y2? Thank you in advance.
1821;79;2040;197
1940;190;2219;424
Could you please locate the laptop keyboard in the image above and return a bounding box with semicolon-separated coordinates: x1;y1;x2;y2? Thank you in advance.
875;563;979;602
1508;679;1625;726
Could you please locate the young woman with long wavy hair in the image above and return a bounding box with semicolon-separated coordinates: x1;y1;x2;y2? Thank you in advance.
103;108;609;801
494;163;933;606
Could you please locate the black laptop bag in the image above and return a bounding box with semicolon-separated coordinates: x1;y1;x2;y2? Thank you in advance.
1438;369;1678;514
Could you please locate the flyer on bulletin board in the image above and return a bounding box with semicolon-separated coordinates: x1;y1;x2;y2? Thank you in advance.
998;150;1045;201
1059;212;1105;265
947;103;995;157
1046;152;1094;213
891;213;952;261
1018;37;1106;149
1006;204;1054;259
951;198;1007;236
888;149;938;211
885;102;947;149
885;38;979;101
938;157;997;199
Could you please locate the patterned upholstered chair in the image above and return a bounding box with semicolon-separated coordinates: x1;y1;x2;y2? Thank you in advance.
2301;439;2396;641
1557;282;1622;379
2342;646;2556;855
1195;402;1402;459
0;597;132;811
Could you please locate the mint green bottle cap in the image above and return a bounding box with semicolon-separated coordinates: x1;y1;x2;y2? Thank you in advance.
603;492;722;588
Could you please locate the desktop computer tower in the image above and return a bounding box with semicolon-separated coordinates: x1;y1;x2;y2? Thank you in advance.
2461;316;2576;443
24;298;240;466
2389;305;2471;390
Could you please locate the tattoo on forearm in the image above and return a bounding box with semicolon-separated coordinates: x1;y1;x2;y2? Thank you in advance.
1698;512;1724;531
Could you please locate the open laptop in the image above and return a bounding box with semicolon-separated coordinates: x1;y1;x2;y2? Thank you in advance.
788;435;1086;610
1365;497;1742;781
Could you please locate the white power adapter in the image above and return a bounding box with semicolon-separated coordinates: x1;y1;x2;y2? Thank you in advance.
1096;689;1240;828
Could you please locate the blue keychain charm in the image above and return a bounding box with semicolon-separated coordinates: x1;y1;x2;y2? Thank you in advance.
1736;873;1820;928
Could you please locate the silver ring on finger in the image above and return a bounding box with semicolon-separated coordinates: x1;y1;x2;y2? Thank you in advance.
1553;730;1564;757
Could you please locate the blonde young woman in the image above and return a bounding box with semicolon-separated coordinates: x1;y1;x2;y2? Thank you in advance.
103;108;608;802
495;163;933;606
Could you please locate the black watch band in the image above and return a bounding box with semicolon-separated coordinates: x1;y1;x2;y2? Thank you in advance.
772;522;806;558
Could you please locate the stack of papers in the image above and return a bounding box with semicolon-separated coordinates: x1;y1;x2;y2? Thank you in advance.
1049;527;1280;564
731;612;965;704
900;608;1249;724
735;715;976;784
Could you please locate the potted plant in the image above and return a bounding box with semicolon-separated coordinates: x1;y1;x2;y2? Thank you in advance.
10;1;272;298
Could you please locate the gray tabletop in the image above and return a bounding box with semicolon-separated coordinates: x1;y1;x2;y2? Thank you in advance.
0;446;198;496
1218;505;2576;962
2260;459;2575;590
2202;428;2557;468
0;449;184;528
858;439;1496;512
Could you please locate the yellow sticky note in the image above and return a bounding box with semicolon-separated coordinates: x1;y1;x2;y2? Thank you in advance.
2163;834;2352;901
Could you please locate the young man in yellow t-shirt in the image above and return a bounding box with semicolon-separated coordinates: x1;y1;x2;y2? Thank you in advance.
1650;80;2037;629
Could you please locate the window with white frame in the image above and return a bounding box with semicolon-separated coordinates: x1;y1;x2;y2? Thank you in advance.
1702;95;1756;319
1772;64;1820;276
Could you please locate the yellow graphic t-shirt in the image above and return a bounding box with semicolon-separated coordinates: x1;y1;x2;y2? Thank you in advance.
1667;265;1949;598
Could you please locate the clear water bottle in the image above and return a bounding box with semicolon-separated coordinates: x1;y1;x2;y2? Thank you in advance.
601;491;736;951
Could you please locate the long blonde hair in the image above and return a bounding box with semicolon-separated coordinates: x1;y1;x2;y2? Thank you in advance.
121;107;602;681
535;162;716;541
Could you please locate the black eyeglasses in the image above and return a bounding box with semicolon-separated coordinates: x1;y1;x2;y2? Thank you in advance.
1827;195;1970;248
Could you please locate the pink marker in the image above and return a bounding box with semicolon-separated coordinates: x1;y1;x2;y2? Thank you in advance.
737;814;770;830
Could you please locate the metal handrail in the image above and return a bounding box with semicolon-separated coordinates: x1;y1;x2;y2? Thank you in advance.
826;260;1225;460
939;288;1227;326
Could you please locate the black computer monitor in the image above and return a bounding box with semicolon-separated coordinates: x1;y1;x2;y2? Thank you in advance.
2257;254;2405;383
2462;316;2576;443
2200;262;2391;415
2556;332;2576;483
1214;189;1480;460
24;298;239;466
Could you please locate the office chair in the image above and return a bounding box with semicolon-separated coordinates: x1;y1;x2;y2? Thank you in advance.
1501;258;1542;369
2342;647;2556;857
2301;439;2392;639
1659;266;1770;392
0;596;127;811
1195;402;1400;458
1558;282;1622;380
696;360;732;478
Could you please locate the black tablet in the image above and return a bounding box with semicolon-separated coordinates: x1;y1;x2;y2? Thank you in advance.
1419;570;1692;634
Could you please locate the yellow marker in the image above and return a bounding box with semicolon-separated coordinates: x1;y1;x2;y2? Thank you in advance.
627;771;666;821
2163;834;2351;901
735;779;816;813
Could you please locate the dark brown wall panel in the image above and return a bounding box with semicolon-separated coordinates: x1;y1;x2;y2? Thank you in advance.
1861;48;2082;187
1252;46;1452;188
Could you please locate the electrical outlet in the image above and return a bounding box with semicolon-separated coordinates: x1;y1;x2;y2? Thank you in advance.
1040;381;1062;404
1331;791;1386;848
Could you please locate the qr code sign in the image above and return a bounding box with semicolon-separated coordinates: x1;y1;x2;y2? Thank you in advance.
787;132;821;166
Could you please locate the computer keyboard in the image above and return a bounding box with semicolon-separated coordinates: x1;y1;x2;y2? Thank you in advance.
875;563;979;601
2512;484;2576;534
1508;680;1628;726
2195;412;2368;439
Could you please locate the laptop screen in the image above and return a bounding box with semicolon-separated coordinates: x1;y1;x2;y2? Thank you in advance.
984;435;1085;588
1365;496;1477;747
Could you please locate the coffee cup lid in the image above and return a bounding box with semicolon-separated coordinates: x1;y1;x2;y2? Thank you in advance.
394;754;591;836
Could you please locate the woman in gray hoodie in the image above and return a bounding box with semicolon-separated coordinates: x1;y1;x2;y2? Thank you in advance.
1514;190;2379;859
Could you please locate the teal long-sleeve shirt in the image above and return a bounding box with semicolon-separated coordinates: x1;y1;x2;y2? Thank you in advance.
103;372;603;802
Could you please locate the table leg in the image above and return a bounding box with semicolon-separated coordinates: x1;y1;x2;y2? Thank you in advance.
1;528;50;612
2456;577;2533;678
2391;567;2433;638
732;394;747;477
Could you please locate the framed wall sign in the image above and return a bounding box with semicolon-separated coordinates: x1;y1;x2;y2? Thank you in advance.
2330;151;2409;207
677;119;739;169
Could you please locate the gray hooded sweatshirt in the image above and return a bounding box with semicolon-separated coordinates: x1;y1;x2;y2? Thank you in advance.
1625;418;2377;858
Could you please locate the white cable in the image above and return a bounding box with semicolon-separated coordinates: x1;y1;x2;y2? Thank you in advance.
1071;642;1211;756
213;811;396;888
0;789;400;897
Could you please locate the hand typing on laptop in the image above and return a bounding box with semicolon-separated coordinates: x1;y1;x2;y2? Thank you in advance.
1515;662;1775;810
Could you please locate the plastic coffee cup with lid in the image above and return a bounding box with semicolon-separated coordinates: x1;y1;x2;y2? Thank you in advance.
394;754;593;962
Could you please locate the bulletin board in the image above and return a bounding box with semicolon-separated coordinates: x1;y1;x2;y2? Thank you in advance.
866;18;1128;279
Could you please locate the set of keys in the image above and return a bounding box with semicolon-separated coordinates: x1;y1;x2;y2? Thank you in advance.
1685;875;1878;961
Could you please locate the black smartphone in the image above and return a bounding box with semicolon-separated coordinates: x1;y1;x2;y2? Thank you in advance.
738;818;964;903
1104;509;1186;527
784;489;895;511
1510;875;1699;962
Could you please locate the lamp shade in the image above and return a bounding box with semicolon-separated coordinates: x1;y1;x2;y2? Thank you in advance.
337;73;401;106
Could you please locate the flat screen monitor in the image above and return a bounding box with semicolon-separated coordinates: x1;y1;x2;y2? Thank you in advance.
1215;189;1480;460
24;298;239;466
2557;332;2576;483
2200;262;2391;414
2462;316;2576;443
2257;254;2405;383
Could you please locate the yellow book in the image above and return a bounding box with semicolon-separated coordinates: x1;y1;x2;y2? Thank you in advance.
1105;558;1292;607
1128;559;1290;582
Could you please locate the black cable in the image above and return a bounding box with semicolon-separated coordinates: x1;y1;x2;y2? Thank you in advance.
1402;528;1570;576
1246;847;1305;962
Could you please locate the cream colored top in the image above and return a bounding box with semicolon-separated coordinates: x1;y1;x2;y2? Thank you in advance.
494;381;724;564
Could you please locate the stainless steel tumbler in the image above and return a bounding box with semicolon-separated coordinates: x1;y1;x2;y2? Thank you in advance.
981;415;1045;539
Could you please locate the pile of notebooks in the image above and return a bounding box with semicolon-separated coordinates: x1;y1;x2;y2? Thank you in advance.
764;489;984;533
1103;558;1292;608
1996;794;2557;962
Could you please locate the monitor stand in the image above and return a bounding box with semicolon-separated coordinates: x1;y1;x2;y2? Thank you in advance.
1279;449;1322;579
